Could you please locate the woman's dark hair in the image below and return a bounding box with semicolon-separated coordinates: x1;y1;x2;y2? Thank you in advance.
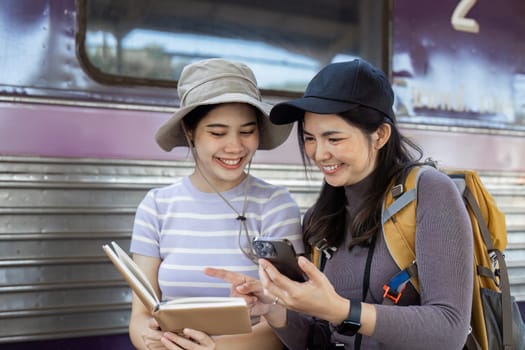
182;104;216;134
300;106;423;253
182;103;264;144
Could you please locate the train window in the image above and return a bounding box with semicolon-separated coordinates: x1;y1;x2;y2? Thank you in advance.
78;0;387;93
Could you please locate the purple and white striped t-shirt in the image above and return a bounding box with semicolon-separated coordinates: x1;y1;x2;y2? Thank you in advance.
130;174;304;300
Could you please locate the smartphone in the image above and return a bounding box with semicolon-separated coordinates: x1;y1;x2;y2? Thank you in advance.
252;238;306;282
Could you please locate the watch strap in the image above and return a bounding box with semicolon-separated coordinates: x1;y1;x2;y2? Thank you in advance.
337;298;362;336
348;298;361;324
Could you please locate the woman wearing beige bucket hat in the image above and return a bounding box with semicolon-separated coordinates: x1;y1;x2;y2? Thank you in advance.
128;58;303;349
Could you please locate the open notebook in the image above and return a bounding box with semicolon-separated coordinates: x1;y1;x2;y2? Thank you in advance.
102;241;252;335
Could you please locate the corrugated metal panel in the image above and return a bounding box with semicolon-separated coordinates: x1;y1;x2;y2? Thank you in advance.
0;156;321;343
0;156;523;343
482;173;525;300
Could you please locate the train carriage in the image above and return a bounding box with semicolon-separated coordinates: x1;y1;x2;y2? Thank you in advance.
0;0;524;348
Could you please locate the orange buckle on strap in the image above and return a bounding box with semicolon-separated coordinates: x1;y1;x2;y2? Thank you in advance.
382;284;406;304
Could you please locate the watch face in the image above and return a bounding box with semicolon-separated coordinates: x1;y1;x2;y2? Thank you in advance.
338;320;361;336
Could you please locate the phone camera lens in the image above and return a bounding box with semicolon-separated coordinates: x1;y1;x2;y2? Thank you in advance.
254;241;275;257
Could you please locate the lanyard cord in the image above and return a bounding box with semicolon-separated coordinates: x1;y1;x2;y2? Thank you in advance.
193;151;257;263
183;125;257;263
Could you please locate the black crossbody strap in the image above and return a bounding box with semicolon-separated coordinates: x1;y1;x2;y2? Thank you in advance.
354;236;377;350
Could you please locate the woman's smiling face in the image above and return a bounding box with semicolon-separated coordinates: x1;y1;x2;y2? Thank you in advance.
302;112;380;187
189;103;260;192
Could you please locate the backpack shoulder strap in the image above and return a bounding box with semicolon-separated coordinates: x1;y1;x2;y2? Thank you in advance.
306;207;336;271
382;165;431;294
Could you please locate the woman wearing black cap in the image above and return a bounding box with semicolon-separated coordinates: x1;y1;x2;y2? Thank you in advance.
209;59;473;349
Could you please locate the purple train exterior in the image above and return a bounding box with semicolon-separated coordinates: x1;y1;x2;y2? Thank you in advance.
0;0;523;348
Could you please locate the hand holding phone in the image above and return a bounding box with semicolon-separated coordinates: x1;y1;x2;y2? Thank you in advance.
252;238;306;282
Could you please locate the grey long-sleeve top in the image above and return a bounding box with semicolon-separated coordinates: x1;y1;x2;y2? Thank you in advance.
274;167;474;349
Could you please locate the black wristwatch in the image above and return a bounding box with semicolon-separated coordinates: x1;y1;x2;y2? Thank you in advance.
337;298;362;336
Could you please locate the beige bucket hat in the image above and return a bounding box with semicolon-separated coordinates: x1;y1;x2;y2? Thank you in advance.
155;58;293;151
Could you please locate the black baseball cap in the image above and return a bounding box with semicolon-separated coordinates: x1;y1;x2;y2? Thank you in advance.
270;59;395;124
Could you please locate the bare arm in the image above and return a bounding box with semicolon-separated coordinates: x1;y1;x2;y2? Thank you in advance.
128;254;164;350
203;267;284;349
